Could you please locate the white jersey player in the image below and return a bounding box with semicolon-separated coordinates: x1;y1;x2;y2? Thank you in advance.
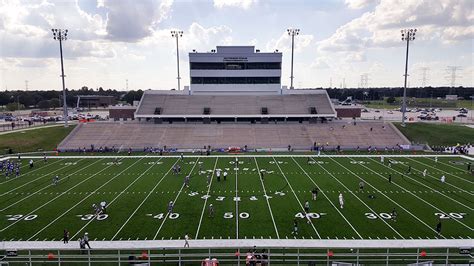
422;169;427;177
380;156;384;163
184;175;190;187
338;193;344;209
440;175;446;183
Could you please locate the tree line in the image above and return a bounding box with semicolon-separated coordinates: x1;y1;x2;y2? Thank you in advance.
325;86;473;101
0;86;143;111
1;86;472;111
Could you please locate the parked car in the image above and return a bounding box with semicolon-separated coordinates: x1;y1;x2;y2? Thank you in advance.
457;113;467;117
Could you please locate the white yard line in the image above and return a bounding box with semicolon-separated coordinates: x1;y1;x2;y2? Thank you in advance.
26;157;147;240
235;157;239;239
271;157;321;239
331;157;447;238
153;158;200;240
428;156;473;173
312;158;404;239
291;157;362;239
253;157;280;239
112;158;180;240
0;158;112;233
71;158;162;240
0;158;97;212
404;159;474;195
0;159;84;197
405;157;474;185
0;158;64;185
195;158;219;239
366;157;474;232
379;158;473;210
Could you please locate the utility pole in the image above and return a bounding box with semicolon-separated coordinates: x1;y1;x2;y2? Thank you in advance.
126;79;129;91
171;30;183;90
52;28;69;127
400;28;417;127
287;28;300;90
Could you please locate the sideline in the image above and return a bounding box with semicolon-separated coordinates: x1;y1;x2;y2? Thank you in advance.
2;239;471;250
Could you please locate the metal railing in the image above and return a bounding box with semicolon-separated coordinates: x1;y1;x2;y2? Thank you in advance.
1;247;472;265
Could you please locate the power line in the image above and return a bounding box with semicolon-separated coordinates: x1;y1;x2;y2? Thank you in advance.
359;73;369;88
419;67;429;87
445;66;462;87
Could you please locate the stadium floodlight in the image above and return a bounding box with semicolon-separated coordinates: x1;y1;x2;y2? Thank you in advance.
400;28;417;127
52;28;69;127
171;30;184;91
287;28;300;90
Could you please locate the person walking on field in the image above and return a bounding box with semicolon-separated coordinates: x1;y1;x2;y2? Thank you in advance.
311;188;318;201
83;232;91;249
184;233;190;247
208;204;214;218
63;229;69;244
338;193;344;209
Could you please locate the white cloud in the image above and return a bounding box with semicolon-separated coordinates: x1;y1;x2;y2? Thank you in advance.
213;0;257;9
266;31;314;53
317;0;474;66
104;0;173;42
345;0;378;9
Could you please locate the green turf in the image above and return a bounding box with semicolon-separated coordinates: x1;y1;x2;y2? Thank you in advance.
394;122;474;146
0;125;76;154
0;155;472;242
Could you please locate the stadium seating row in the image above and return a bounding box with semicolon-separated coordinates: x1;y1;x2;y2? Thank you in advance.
58;122;409;151
135;93;335;117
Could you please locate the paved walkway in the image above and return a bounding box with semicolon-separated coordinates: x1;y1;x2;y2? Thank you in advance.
2;239;471;250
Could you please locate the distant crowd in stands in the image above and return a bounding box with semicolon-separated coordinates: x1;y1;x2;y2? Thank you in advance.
431;144;472;155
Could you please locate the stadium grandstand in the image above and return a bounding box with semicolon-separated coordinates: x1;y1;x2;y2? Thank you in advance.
58;46;410;151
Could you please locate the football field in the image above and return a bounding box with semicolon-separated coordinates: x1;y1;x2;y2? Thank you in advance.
1;154;473;242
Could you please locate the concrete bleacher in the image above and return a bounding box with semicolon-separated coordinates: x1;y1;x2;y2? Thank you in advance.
58;121;410;151
135;91;335;117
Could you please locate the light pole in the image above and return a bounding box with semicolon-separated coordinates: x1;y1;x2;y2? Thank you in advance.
400;28;416;127
287;28;299;90
52;28;69;127
171;30;183;91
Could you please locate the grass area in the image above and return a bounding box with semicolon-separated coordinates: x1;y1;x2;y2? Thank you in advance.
394;122;474;146
0;125;75;154
1;155;472;243
364;98;473;110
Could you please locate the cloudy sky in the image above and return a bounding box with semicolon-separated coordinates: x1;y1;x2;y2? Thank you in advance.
0;0;473;91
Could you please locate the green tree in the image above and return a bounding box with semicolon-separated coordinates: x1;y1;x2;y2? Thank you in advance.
386;96;396;104
38;100;51;110
50;98;60;109
6;102;21;111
